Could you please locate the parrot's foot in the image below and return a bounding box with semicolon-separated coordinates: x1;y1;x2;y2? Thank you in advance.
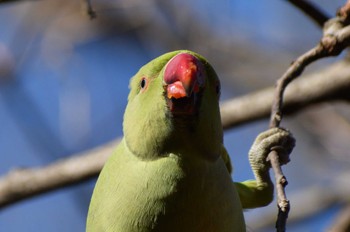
249;127;295;173
235;127;295;209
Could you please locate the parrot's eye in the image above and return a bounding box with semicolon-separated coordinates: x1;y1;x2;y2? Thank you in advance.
140;78;146;88
140;77;148;91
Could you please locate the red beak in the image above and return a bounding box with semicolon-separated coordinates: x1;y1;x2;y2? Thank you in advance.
164;53;205;99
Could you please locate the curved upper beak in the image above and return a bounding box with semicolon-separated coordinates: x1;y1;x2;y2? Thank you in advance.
164;53;206;99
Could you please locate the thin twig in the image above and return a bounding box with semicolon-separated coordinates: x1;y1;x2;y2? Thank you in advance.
328;203;350;232
338;0;350;23
287;0;330;27
82;0;96;19
248;170;350;230
268;1;350;230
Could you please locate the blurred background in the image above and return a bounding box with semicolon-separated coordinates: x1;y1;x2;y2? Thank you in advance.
0;0;349;231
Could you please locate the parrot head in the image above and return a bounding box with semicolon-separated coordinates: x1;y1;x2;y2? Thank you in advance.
123;50;223;160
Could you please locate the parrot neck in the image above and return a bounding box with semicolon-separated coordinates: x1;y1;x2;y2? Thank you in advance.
166;116;219;158
124;113;223;162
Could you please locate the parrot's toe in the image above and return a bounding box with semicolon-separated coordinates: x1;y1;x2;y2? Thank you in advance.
249;127;295;171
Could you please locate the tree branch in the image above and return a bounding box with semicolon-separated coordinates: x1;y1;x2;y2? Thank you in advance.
0;140;117;209
220;59;350;129
82;0;96;19
287;0;330;27
266;3;350;229
1;58;350;209
328;203;350;232
248;170;350;230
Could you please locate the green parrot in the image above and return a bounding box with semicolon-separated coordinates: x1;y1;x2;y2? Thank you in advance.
86;50;295;232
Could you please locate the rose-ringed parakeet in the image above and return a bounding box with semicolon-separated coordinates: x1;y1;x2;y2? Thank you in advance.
86;50;295;232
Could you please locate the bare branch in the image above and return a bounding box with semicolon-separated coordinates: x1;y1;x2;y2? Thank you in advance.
0;140;118;209
338;0;350;22
266;2;350;229
82;0;96;19
287;0;330;27
221;58;350;129
328;203;350;232
0;59;350;209
248;170;350;230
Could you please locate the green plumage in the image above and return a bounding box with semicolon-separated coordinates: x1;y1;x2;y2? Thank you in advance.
86;50;295;232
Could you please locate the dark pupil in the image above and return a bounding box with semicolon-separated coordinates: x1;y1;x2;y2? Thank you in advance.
140;79;146;89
